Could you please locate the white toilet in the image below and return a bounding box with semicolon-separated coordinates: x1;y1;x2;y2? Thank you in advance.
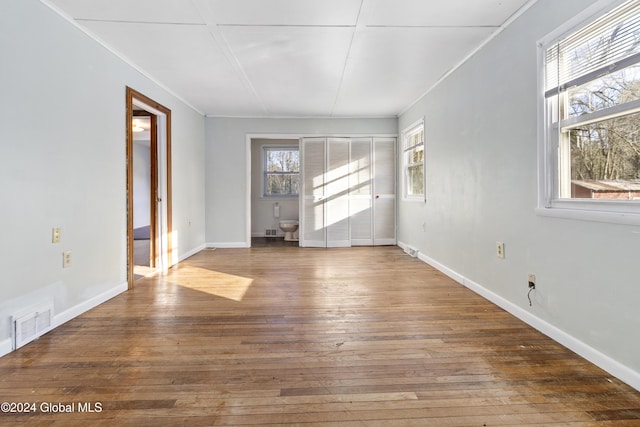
279;220;299;241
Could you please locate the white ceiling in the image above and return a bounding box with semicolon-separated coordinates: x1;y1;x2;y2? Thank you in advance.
46;0;534;118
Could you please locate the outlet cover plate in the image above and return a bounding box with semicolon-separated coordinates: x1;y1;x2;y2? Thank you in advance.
496;242;505;259
63;251;72;268
52;227;61;244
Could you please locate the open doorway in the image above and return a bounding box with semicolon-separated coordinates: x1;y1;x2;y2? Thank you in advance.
131;113;157;279
126;87;172;289
249;137;300;248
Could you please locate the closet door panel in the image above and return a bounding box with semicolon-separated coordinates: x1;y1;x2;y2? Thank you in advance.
350;199;372;245
326;138;351;247
373;138;395;195
373;138;396;245
349;138;372;245
373;197;395;245
350;138;372;196
300;138;326;247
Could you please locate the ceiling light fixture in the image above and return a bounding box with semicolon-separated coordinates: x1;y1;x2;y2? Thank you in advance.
132;119;144;132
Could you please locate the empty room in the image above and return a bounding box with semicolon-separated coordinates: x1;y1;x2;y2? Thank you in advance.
1;0;640;425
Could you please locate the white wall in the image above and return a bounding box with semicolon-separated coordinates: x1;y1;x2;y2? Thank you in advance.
398;0;640;389
251;138;299;237
205;117;397;246
0;0;205;352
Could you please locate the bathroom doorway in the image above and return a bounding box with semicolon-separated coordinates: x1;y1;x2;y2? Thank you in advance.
249;137;300;248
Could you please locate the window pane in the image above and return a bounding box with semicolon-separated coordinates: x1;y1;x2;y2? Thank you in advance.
567;64;640;117
407;165;424;196
266;173;299;196
567;111;640;199
266;150;299;173
405;128;424;149
546;0;640;93
405;145;424;166
413;145;424;164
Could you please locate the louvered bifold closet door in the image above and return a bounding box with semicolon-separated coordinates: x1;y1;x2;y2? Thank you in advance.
325;138;351;247
373;138;396;245
300;138;326;247
349;138;373;246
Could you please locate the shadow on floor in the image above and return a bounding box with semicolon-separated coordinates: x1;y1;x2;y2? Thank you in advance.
251;237;299;248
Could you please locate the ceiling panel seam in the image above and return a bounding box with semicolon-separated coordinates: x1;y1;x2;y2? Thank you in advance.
205;24;269;115
39;0;204;116
330;0;365;117
216;24;356;28
397;0;539;116
189;0;269;115
365;25;501;29
75;18;206;26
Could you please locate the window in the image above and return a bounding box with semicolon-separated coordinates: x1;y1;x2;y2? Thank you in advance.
540;0;640;220
403;120;425;200
263;147;299;197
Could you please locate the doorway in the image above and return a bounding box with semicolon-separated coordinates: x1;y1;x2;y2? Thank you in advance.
131;113;157;278
249;137;300;248
126;87;172;289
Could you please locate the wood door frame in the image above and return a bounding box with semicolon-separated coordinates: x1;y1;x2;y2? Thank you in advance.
126;87;172;289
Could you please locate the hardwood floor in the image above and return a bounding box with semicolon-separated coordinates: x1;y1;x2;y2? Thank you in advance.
1;246;640;426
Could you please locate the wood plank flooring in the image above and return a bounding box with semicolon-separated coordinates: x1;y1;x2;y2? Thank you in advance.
1;246;640;426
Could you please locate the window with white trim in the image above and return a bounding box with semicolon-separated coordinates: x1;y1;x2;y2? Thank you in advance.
263;147;299;197
541;0;640;217
403;120;425;199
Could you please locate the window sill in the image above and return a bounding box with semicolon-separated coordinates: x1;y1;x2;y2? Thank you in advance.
535;205;640;226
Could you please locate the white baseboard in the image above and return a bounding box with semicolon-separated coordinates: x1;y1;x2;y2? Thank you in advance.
206;242;250;249
399;240;640;392
417;252;464;284
0;282;128;358
0;338;12;357
53;282;128;328
460;275;640;392
178;244;206;262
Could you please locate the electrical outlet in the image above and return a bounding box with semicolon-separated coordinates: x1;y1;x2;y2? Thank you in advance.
52;227;61;244
496;242;505;259
63;251;72;268
528;274;536;288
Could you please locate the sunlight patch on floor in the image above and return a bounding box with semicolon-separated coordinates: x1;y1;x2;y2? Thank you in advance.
167;265;254;302
134;265;156;278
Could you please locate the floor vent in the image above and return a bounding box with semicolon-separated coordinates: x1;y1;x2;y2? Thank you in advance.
12;303;54;350
404;246;419;257
265;229;278;237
